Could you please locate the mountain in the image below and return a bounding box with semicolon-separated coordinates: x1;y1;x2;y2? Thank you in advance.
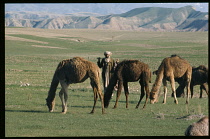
5;6;208;31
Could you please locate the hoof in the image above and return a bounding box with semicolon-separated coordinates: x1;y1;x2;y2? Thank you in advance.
49;110;53;112
90;111;94;114
61;111;67;114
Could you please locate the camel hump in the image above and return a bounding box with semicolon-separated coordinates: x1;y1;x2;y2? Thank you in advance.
198;116;209;123
198;65;208;72
118;59;142;65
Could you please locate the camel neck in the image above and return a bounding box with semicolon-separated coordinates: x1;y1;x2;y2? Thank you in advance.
152;70;164;92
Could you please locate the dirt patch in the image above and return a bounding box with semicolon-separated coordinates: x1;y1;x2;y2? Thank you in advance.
116;43;161;48
5;35;48;44
31;45;67;49
177;114;206;120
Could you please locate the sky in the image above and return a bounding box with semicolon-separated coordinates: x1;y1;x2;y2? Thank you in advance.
5;3;208;14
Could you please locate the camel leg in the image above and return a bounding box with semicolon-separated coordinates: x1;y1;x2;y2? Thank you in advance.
169;76;178;104
190;85;194;98
123;82;129;108
90;79;98;114
113;81;123;109
162;78;168;104
199;84;208;98
185;75;191;104
59;80;69;114
98;92;105;114
136;80;145;109
199;85;203;98
175;83;185;98
143;81;150;109
90;87;98;114
90;77;105;114
201;83;209;98
59;88;65;113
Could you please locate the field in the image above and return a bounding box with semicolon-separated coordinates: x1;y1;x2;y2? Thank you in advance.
5;27;208;136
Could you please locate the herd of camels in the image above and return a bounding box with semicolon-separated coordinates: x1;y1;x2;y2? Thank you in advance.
46;55;208;115
45;55;208;136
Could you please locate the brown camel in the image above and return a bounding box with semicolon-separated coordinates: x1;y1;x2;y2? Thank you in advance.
153;65;208;98
104;60;151;109
185;116;209;136
150;55;192;104
46;57;105;114
175;65;208;98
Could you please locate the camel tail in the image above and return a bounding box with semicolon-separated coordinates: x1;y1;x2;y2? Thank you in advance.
46;71;59;102
104;74;118;108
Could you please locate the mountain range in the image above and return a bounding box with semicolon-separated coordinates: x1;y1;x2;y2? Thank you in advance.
5;6;208;31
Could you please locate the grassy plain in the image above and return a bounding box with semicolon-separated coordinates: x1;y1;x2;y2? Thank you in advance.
5;27;208;136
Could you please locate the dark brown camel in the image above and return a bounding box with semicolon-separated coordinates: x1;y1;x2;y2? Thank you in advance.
150;55;192;104
153;65;208;98
175;65;208;98
104;60;151;109
46;57;105;114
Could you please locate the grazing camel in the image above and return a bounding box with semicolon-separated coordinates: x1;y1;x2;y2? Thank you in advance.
175;65;208;98
150;55;192;104
153;65;208;98
185;116;209;136
46;57;105;114
104;60;151;109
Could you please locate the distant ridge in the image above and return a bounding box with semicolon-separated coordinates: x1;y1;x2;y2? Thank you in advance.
5;6;208;31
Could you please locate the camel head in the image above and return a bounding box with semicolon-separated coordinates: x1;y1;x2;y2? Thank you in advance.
104;99;110;108
150;92;159;104
46;98;55;112
104;93;111;108
104;89;113;108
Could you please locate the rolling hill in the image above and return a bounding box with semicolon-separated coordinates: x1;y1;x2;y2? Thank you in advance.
5;6;208;31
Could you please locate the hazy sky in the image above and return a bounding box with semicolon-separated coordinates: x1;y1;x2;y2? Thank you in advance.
5;3;208;14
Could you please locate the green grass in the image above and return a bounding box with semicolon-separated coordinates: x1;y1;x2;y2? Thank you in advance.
5;28;208;136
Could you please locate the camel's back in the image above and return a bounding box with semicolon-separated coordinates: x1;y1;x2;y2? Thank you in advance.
163;56;191;77
166;56;190;67
116;60;149;81
117;60;148;71
56;57;99;83
59;57;97;69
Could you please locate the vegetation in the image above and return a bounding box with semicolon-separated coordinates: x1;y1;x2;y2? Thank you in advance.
5;27;208;136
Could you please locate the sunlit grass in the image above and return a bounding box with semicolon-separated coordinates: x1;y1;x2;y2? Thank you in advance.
5;28;208;136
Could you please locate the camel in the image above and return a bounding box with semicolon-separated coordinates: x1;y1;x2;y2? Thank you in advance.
46;57;105;114
150;55;192;104
176;65;208;98
185;116;209;136
153;65;208;98
104;60;151;109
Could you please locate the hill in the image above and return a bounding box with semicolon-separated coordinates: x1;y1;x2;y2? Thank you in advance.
5;6;208;31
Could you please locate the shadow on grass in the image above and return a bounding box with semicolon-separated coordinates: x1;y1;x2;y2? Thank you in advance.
71;105;101;108
5;109;49;113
